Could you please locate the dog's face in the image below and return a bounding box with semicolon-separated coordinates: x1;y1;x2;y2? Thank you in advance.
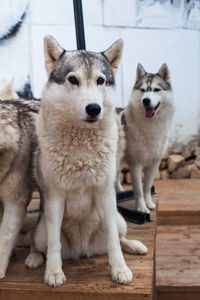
132;63;174;118
42;35;123;124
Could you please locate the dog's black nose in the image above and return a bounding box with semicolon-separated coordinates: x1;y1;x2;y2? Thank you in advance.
86;103;101;118
143;98;151;107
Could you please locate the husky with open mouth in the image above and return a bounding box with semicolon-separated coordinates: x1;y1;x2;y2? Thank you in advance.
116;64;176;213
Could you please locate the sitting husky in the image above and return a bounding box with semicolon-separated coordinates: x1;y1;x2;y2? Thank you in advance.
0;99;40;278
116;64;176;213
25;35;147;286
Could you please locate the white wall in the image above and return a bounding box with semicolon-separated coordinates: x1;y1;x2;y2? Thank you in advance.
29;0;200;147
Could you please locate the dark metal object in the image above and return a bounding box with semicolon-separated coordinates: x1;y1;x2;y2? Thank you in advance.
117;186;156;224
73;0;86;50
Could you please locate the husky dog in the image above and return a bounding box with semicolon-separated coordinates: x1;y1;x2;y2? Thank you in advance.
116;64;176;213
0;99;40;278
25;36;147;287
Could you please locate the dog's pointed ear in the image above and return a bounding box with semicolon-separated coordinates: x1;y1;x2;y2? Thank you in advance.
158;63;170;84
44;35;64;75
102;39;124;74
136;63;146;81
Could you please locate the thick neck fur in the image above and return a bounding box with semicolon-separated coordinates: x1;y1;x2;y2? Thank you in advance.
37;99;117;190
38;99;116;154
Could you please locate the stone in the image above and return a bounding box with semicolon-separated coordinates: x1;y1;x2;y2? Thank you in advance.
194;146;200;159
159;160;167;170
167;154;184;172
161;170;169;180
171;165;191;179
189;164;200;178
182;147;192;159
162;149;171;160
120;172;124;185
125;171;132;184
170;144;184;155
195;157;200;169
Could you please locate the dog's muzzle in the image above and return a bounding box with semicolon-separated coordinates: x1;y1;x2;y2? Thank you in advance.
85;103;101;122
143;98;160;118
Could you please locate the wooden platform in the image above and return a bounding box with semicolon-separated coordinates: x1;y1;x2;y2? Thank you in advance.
155;179;200;300
0;193;158;300
156;225;200;300
155;179;200;225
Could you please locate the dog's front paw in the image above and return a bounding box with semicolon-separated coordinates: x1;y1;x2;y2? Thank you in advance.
111;266;133;285
137;202;150;214
25;253;44;269
44;269;66;287
146;200;156;210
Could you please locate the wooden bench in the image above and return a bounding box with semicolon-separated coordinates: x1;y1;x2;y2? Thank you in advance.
0;191;158;300
155;179;200;300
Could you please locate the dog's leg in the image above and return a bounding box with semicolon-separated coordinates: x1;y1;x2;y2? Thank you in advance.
0;201;25;278
130;166;149;213
96;185;133;284
117;213;148;255
143;163;159;210
25;244;44;269
44;192;66;287
115;168;124;192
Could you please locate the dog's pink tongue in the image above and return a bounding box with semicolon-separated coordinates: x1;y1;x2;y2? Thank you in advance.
145;107;155;118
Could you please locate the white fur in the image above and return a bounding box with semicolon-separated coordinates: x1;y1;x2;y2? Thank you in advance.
25;37;147;287
118;65;176;213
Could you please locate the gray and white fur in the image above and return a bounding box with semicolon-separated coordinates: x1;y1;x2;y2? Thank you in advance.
25;35;147;287
116;64;176;213
0;99;40;278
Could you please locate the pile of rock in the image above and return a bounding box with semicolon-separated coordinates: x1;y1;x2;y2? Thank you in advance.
159;145;200;180
120;144;200;184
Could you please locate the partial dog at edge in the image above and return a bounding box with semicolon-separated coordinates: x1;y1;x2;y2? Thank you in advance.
116;64;176;213
0;99;40;278
25;35;147;286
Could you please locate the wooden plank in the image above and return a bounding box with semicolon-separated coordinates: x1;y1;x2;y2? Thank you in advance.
155;179;200;225
156;225;200;299
0;194;157;300
157;292;200;300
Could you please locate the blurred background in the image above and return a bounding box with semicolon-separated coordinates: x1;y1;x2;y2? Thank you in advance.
0;0;200;149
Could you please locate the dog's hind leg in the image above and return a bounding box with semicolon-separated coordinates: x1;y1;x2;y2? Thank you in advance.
0;201;26;279
25;245;44;269
117;213;148;255
115;168;124;192
143;163;159;210
130;166;149;213
25;214;46;269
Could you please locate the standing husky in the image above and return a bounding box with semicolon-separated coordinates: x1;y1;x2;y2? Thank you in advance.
117;64;176;213
0;99;40;278
25;36;147;286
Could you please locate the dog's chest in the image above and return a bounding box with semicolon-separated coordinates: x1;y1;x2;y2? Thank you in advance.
127;120;169;164
45;128;116;189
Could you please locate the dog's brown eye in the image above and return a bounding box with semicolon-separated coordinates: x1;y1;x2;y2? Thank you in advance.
68;76;79;86
140;88;145;92
154;88;161;92
97;77;105;85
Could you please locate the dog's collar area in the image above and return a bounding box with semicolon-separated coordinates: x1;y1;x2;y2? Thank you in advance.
145;102;160;118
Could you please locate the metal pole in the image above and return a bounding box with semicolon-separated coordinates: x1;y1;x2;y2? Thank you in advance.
73;0;86;50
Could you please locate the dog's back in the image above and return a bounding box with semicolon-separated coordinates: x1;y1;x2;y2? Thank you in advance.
0;98;40;279
0;99;40;191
